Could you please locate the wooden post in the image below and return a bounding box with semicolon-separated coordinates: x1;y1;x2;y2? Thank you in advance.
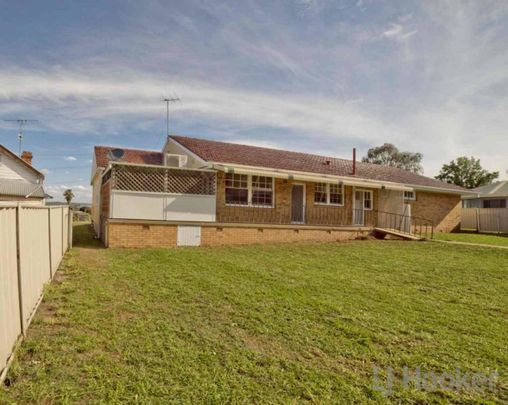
48;208;53;279
475;208;480;232
15;204;25;335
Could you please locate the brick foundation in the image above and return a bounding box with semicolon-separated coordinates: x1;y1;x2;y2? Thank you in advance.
106;221;369;248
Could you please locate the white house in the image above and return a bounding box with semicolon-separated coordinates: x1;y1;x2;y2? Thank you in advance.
0;145;48;205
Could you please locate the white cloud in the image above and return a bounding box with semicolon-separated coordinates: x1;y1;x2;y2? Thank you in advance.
40;168;51;174
383;24;403;38
64;156;77;161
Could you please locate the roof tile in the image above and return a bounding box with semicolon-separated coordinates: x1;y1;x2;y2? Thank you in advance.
170;135;465;192
94;146;164;168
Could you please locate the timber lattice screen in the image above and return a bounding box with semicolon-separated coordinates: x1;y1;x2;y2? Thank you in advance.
111;165;216;195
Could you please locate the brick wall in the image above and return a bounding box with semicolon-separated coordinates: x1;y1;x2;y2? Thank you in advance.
201;226;368;247
108;222;177;248
216;172;377;226
107;221;368;248
406;191;461;232
100;181;111;240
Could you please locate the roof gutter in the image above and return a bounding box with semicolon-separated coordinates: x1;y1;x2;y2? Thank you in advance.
211;163;413;192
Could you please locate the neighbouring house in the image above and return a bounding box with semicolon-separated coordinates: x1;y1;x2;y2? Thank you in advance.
462;181;508;208
0;145;48;205
91;135;468;247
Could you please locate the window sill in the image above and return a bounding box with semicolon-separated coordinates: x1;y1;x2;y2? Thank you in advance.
225;204;274;209
314;203;344;207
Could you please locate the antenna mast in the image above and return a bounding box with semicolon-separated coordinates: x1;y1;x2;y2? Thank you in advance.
163;97;180;136
3;119;38;155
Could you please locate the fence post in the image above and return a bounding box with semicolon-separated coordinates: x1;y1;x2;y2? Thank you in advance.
68;208;73;249
15;204;25;335
61;207;65;255
475;208;480;232
48;208;53;279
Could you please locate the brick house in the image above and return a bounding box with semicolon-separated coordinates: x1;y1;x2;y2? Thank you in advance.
91;136;467;247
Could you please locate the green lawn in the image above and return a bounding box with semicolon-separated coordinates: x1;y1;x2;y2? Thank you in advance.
433;231;508;247
1;224;507;403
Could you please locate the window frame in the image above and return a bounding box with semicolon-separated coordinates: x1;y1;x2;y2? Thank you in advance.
362;190;373;210
224;173;275;208
403;191;416;201
313;183;344;207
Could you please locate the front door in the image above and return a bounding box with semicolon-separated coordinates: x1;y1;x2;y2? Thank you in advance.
354;190;365;225
291;184;305;223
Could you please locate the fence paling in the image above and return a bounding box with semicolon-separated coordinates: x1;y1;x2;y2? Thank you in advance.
0;205;72;383
461;208;508;233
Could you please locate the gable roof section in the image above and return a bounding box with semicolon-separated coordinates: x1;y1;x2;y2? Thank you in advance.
170;135;464;192
94;146;164;168
471;181;508;198
0;144;44;179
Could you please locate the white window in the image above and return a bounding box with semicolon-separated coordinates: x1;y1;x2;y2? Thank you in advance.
404;191;416;200
314;183;328;204
251;176;273;207
363;190;372;210
314;183;344;206
225;173;274;207
225;173;248;205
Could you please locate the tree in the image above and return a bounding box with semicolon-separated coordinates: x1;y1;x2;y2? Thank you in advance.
63;189;74;204
362;143;423;174
435;157;499;189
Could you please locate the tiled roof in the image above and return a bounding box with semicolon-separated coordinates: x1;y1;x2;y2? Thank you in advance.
0;179;46;198
170;135;465;192
94;146;164;168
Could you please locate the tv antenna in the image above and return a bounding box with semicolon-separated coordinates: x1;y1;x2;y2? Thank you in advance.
3;119;38;156
163;97;180;136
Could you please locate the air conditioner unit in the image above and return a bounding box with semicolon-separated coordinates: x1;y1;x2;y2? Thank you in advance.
165;154;188;168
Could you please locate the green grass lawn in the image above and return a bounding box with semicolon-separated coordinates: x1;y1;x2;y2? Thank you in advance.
433;231;508;247
1;224;507;404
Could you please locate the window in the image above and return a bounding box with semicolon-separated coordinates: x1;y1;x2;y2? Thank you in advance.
483;199;506;208
404;191;416;200
251;176;273;207
314;183;344;206
329;184;343;205
225;174;273;207
225;173;248;205
363;191;372;210
314;183;328;204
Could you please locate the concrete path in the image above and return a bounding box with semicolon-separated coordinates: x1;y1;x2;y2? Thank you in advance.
432;239;508;250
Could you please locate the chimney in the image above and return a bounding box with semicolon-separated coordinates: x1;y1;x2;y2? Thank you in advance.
21;151;33;165
351;148;356;175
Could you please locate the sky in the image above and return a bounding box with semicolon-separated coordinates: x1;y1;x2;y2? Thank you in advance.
0;0;507;202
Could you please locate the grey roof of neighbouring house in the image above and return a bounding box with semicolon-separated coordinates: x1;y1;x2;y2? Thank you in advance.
464;181;508;199
0;179;47;198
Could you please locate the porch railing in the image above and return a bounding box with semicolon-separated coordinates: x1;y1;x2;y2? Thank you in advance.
375;210;434;239
217;205;375;227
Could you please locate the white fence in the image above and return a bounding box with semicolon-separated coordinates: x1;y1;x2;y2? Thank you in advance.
461;208;508;233
0;205;72;381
